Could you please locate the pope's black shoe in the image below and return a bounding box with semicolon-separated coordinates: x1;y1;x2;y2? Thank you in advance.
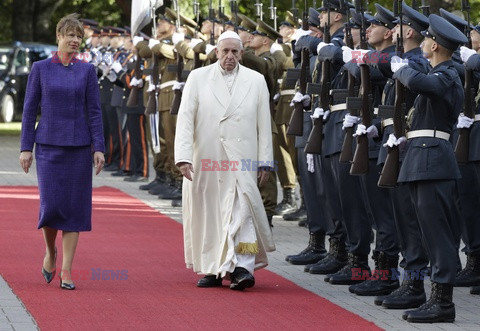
230;267;255;291
402;282;455;323
197;275;222;288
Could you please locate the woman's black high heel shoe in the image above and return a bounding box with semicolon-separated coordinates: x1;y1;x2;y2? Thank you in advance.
59;272;76;290
42;248;57;284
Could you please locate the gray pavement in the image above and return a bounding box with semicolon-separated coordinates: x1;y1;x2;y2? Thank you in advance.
1;134;479;330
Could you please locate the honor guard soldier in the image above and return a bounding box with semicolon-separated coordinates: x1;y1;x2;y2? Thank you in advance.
372;2;432;309
332;3;397;288
455;24;480;294
273;11;301;218
390;14;467;323
80;18;98;51
242;19;286;226
147;8;184;202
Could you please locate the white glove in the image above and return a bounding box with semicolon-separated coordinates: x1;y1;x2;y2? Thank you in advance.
290;92;311;108
292;28;311;41
307;154;315;173
383;134;407;148
353;124;379;138
460;46;476;63
273;93;280;102
312;107;324;119
173;81;185;91
148;38;160;49
317;42;333;54
107;70;117;82
270;43;283;54
205;44;216;55
130;77;143;88
111;61;123;73
189;38;203;49
172;32;185;46
342;114;361;130
457;114;475;129
391;55;409;73
146;76;156;92
132;36;144;46
342;46;353;63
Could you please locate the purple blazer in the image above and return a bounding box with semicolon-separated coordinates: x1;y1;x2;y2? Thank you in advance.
20;54;105;153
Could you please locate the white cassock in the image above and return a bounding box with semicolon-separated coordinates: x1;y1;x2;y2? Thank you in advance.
174;61;275;277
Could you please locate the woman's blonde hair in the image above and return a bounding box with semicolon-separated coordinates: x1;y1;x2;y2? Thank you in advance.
56;13;84;39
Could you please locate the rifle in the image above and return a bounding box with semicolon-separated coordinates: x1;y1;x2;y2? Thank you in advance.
219;0;225;31
287;48;309;136
302;0;309;30
269;1;278;32
170;0;183;115
291;0;299;29
339;3;360;163
193;0;202;68
349;0;372;175
454;0;475;163
411;0;418;10
145;3;159;115
126;43;144;107
209;0;215;46
420;0;429;16
304;0;330;154
230;0;239;33
378;0;406;187
255;0;263;21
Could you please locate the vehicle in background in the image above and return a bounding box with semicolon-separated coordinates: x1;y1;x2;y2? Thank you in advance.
0;41;57;122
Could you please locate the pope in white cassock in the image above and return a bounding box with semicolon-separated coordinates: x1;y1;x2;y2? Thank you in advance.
174;31;276;290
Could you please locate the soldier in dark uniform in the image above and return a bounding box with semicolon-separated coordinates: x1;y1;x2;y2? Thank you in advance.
330;3;397;287
391;14;466;323
118;31;149;182
372;3;431;309
97;27;121;171
455;25;480;295
109;27;131;177
287;2;349;268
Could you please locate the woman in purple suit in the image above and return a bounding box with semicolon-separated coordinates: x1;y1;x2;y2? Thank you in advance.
19;13;105;290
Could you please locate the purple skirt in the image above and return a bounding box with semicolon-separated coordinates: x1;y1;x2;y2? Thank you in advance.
35;144;93;231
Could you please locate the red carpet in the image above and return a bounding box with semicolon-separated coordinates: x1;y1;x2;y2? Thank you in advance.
0;186;382;330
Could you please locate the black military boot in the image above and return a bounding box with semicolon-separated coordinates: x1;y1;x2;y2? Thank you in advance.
148;174;172;195
285;232;327;265
377;278;426;308
158;179;182;200
283;200;306;221
471;286;480;294
328;253;370;285
349;251;379;294
274;188;297;215
351;252;400;296
307;238;347;274
140;172;165;190
403;282;455;323
454;254;480;287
